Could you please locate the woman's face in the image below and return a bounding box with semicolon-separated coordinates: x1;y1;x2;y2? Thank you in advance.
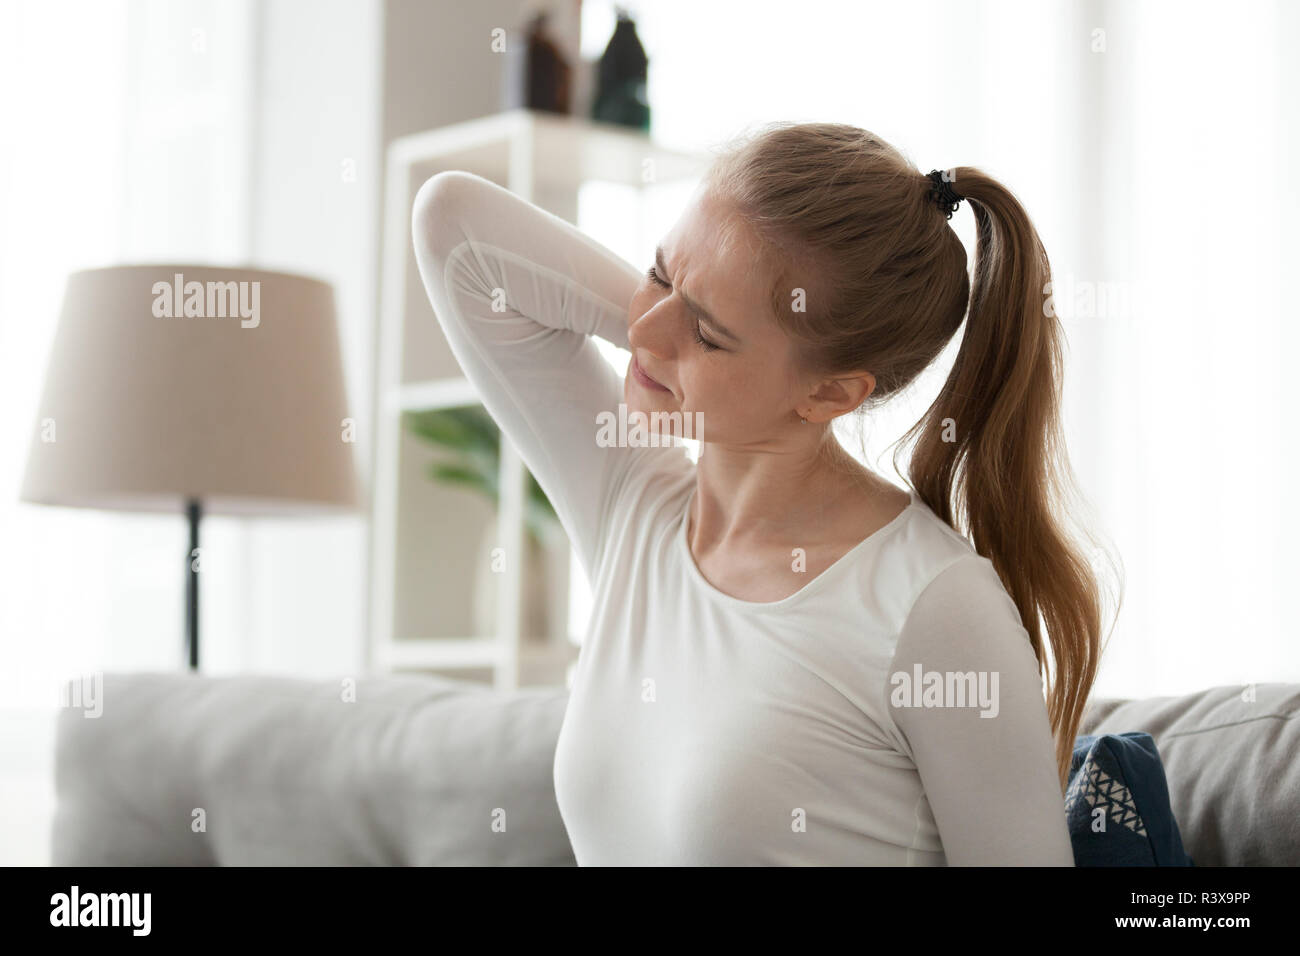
624;189;811;446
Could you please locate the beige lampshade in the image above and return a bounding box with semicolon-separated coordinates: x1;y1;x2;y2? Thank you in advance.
20;264;360;516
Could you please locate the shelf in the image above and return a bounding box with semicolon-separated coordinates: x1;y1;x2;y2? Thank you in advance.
387;377;480;413
388;109;703;190
375;638;502;670
375;636;578;677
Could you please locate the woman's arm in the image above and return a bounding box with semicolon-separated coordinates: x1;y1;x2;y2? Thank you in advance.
886;553;1076;866
411;171;644;579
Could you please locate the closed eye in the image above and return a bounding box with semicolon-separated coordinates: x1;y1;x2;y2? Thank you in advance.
646;264;721;352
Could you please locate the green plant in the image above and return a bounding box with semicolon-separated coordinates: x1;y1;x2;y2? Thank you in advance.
403;405;559;545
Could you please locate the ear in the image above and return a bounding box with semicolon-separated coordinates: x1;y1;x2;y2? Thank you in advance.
806;371;876;421
842;370;877;405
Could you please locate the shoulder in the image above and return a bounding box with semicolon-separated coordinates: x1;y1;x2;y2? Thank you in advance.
868;500;1037;679
862;497;992;626
592;443;694;569
607;443;694;520
885;526;1043;722
877;518;1048;763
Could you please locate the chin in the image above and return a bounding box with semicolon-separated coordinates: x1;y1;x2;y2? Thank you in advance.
621;376;694;441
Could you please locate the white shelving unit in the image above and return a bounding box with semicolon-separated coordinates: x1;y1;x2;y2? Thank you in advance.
370;109;703;691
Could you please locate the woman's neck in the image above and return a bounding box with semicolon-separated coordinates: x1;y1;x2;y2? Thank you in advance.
688;437;901;555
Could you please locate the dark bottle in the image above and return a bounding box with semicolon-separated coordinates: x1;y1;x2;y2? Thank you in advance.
590;8;649;130
524;12;572;114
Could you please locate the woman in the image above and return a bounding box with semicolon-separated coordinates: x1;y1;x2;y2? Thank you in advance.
412;122;1110;865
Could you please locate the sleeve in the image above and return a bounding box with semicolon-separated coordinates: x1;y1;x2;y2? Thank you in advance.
410;170;646;580
885;554;1076;866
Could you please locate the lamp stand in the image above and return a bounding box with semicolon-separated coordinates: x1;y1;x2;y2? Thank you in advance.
186;498;202;670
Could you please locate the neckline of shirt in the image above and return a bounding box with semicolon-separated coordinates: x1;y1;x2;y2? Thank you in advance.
676;483;921;612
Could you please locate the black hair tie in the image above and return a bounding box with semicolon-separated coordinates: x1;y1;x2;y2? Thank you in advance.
926;169;962;219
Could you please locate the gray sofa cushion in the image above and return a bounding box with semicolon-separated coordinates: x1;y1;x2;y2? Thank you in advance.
1078;682;1299;866
53;671;575;866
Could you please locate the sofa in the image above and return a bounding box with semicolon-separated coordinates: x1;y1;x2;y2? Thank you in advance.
51;673;1299;866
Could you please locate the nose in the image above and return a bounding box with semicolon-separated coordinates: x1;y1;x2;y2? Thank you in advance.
627;298;676;360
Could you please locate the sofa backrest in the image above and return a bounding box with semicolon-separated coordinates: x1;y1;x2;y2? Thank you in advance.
54;673;1298;866
53;671;575;866
1079;682;1299;866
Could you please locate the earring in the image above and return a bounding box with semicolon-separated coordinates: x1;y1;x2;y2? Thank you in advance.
799;414;807;424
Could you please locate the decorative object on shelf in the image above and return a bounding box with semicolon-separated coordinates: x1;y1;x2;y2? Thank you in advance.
590;6;649;130
502;4;578;115
525;11;572;114
403;406;561;643
20;265;360;671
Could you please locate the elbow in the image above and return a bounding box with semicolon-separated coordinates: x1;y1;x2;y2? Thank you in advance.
411;170;482;264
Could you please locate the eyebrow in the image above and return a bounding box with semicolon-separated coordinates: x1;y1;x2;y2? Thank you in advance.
655;245;742;344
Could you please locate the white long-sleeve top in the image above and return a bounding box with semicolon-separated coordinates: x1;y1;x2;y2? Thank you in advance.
411;170;1075;866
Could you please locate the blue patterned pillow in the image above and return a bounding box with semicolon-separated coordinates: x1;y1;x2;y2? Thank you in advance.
1066;732;1194;866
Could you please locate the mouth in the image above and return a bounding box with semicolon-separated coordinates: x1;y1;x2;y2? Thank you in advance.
631;354;672;395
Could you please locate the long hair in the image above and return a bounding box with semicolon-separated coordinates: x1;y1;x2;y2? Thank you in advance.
706;122;1120;790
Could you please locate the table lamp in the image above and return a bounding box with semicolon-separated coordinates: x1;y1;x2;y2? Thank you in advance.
19;264;360;670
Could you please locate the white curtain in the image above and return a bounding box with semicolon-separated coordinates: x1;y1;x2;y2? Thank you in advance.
0;0;257;710
0;0;257;865
0;0;377;864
